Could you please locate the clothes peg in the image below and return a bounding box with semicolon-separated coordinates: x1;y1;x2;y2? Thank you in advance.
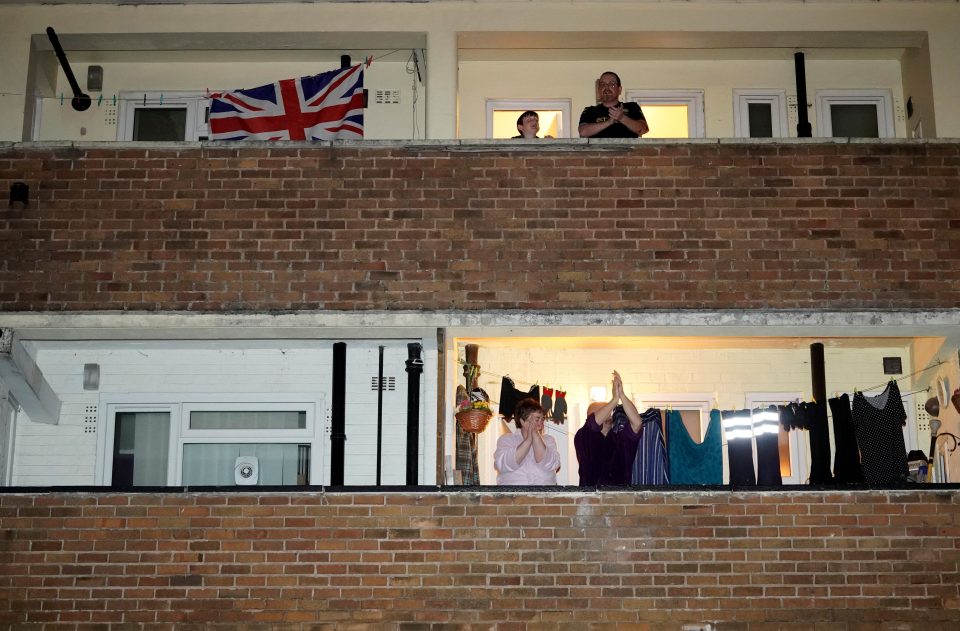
59;93;64;106
143;94;147;106
159;93;163;105
112;94;117;106
97;94;103;106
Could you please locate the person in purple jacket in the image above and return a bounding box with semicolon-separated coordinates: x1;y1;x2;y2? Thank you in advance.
574;370;644;486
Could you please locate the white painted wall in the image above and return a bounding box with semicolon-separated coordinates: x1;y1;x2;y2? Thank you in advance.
457;341;919;485
458;59;905;139
36;58;423;141
10;339;436;486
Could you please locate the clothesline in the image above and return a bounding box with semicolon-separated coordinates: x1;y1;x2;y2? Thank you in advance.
856;358;944;394
456;358;547;390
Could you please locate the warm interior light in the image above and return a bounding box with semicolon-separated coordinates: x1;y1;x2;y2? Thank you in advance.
589;386;607;402
492;110;562;138
638;104;690;138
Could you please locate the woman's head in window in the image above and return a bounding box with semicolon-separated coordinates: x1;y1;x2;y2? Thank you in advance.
513;398;547;431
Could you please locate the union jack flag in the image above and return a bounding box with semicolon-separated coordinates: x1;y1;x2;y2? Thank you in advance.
209;64;364;140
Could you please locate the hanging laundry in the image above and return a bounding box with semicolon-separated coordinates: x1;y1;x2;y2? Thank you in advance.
631;408;669;485
828;394;865;483
552;390;567;424
498;376;540;420
806;400;834;484
722;409;757;485
541;387;554;418
852;382;909;484
667;409;722;485
753;406;783;486
778;401;832;484
454;423;480;485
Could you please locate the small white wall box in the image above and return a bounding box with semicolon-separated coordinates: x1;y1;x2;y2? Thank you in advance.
234;456;259;485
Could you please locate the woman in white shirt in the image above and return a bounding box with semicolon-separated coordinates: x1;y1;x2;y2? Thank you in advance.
494;398;561;485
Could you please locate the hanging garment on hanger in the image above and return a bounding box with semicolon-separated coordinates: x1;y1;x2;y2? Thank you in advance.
805;400;834;484
552;390;567;424
828;393;865;483
753;406;783;486
541;387;554;417
631;408;669;485
498;376;541;420
852;381;909;484
667;409;722;485
455;423;480;485
722;409;757;485
779;402;805;431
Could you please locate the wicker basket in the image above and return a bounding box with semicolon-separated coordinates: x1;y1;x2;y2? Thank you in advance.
456;408;492;433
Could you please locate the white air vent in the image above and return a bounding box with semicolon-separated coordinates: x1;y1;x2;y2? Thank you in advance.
374;89;401;105
235;456;259;485
83;405;98;434
371;376;396;391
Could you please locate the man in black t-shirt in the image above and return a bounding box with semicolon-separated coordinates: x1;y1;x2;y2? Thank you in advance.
578;71;649;138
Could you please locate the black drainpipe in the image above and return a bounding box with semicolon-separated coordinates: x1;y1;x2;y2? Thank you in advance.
794;52;813;137
330;342;347;486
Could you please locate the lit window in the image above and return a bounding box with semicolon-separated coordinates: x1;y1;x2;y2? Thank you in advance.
485;99;571;138
624;90;705;138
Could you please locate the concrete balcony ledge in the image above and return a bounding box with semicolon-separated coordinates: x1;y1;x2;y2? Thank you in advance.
5;136;960;154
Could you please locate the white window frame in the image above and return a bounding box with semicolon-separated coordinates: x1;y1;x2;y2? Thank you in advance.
745;392;808;485
1;393;19;485
97;395;321;486
815;89;895;138
117;91;211;141
484;98;572;139
624;89;706;138
98;403;178;487
634;392;715;441
176;400;318;485
733;89;789;138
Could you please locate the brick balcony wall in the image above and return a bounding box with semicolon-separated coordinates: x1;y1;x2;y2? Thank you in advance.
1;489;959;630
1;140;959;313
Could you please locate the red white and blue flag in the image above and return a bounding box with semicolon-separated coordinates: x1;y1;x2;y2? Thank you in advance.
209;64;364;140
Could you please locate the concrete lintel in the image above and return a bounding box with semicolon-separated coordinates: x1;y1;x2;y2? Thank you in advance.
0;332;61;424
1;310;958;342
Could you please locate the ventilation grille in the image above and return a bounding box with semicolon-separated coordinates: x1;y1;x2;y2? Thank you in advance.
371;376;396;391
916;399;931;434
84;404;98;434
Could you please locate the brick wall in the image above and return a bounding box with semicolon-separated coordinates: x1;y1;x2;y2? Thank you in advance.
1;490;958;630
2;141;959;312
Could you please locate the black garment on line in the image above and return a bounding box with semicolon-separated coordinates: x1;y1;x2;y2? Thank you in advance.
722;409;757;486
828;394;865;484
852;381;909;485
755;406;783;486
498;376;541;420
806;400;834;484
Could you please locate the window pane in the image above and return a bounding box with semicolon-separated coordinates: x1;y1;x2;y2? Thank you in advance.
112;412;170;486
636;104;689;139
189;410;306;430
679;409;702;442
133;108;187;141
830;104;879;138
182;443;309;485
491;110;562;138
747;102;774;138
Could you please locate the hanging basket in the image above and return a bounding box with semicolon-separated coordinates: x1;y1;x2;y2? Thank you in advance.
456;408;492;433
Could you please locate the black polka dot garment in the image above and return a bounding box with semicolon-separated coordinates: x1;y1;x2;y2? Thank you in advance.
851;381;909;484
